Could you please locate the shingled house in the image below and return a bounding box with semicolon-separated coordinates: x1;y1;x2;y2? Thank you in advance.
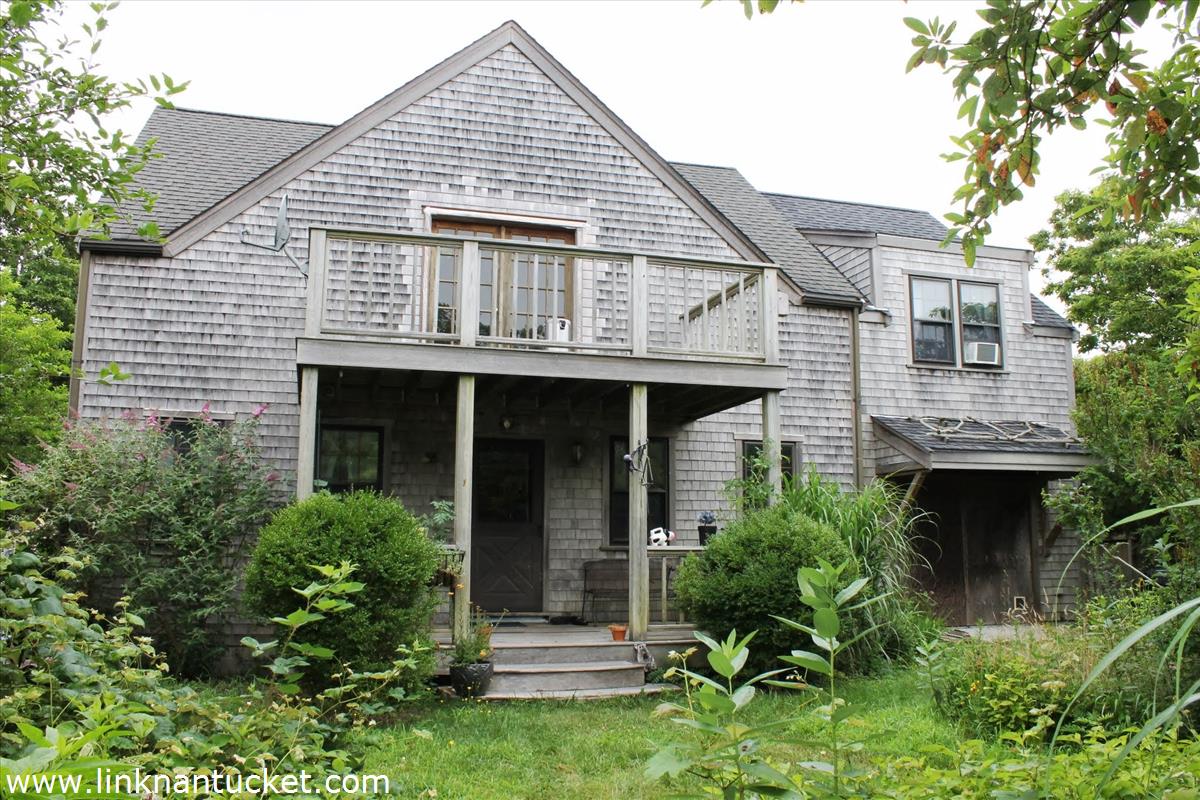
71;22;1088;694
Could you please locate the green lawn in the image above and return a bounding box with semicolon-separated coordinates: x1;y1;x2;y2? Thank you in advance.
362;669;963;799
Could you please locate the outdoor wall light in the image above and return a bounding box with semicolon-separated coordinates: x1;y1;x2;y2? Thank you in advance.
569;442;584;466
500;415;514;431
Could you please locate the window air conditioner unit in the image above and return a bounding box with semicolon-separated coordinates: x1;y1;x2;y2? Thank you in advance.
548;317;571;342
964;341;1002;366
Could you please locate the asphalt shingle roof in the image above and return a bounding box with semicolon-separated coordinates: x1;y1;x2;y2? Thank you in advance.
764;190;1074;329
671;163;862;305
765;192;951;240
873;415;1086;456
108;108;1074;330
114;107;331;238
1030;295;1073;329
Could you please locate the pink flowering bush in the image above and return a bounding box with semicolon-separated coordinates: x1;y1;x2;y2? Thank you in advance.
3;410;277;676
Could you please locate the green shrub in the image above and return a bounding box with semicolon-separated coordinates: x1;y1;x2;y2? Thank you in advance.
5;412;276;676
781;468;939;663
0;525;423;790
934;590;1196;739
243;491;439;684
674;503;859;675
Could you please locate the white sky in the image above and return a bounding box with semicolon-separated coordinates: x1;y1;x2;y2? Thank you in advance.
60;0;1178;308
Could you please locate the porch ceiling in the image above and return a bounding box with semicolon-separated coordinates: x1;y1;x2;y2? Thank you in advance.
314;366;763;427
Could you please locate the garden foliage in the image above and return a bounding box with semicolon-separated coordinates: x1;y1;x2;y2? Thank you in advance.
674;503;859;676
243;491;439;686
6;412;276;676
780;469;937;662
932;584;1200;740
653;564;1200;799
1048;350;1200;596
680;465;935;676
0;528;424;797
0;272;70;467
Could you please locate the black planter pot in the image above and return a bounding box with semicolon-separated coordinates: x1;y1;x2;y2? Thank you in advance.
449;661;494;698
698;525;718;545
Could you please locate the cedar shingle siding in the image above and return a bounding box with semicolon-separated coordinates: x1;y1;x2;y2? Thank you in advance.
78;23;1084;624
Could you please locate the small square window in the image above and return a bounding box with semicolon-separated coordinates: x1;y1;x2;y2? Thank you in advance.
740;440;797;481
318;425;383;493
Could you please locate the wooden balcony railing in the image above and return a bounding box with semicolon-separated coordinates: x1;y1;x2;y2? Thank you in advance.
307;229;779;364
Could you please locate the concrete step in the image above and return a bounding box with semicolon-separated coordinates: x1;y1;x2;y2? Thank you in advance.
488;660;646;694
477;683;676;702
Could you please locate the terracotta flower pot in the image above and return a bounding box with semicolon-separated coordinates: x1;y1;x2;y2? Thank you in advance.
449;661;494;698
608;623;628;641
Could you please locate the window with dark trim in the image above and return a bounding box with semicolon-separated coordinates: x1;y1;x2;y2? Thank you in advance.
609;436;669;547
910;277;956;364
318;425;384;493
164;416;229;455
910;276;1003;368
740;440;798;480
958;282;1002;365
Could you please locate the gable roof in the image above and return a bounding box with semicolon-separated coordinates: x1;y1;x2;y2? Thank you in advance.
765;192;951;240
146;20;765;264
113;108;331;239
671;163;862;306
766;191;1076;329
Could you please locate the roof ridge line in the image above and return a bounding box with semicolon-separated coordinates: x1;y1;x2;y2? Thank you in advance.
162;106;335;128
764;190;941;218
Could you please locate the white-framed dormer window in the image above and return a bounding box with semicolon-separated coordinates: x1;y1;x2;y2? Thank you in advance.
909;276;1003;368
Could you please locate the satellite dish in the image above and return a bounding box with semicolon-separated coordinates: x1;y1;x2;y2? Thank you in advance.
240;194;307;276
273;195;292;251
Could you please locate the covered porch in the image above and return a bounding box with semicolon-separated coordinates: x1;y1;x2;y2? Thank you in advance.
292;227;789;642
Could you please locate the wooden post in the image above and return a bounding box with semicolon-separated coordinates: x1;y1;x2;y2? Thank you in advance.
759;267;780;364
305;228;327;336
631;255;648;357
296;366;319;500
762;389;782;504
628;382;649;640
460;241;480;347
452;374;476;642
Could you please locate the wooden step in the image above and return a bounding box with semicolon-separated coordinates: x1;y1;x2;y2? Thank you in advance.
477;683;676;701
487;660;646;694
488;641;640;665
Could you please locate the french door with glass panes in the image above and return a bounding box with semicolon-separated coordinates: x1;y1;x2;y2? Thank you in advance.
431;219;575;340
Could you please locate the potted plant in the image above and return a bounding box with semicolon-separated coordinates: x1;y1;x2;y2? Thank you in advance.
608;623;628;641
449;605;495;698
698;510;718;545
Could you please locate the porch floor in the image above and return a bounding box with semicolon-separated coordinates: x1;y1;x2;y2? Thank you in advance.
433;622;695;647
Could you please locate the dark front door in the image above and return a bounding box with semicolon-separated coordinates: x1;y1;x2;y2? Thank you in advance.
472;439;544;613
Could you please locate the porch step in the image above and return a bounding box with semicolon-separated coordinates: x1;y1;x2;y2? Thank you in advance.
477;683;676;702
488;641;640;665
488;660;646;694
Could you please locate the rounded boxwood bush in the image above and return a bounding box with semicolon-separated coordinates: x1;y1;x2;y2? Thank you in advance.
243;491;439;680
674;504;856;675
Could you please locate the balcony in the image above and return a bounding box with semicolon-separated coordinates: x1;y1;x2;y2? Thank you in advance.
296;229;785;391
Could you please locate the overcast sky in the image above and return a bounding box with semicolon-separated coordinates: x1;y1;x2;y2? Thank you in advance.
60;0;1177;306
